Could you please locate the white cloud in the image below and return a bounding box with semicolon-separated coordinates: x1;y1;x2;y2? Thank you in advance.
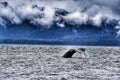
64;11;88;25
0;0;119;28
92;14;103;26
0;6;21;24
0;17;6;27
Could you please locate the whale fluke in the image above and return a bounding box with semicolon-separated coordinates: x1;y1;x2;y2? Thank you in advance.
63;48;86;58
63;49;76;58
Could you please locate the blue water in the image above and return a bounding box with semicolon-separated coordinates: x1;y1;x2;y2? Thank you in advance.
0;24;120;46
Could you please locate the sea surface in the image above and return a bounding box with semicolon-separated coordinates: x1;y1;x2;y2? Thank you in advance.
0;45;120;80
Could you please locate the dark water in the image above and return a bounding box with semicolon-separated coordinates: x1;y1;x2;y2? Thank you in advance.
0;24;120;46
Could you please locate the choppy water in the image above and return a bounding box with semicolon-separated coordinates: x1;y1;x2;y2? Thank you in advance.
0;45;120;80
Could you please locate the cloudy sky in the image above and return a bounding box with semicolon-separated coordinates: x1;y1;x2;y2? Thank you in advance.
0;0;120;27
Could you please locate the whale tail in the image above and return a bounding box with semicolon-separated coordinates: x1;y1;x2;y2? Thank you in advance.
63;49;76;58
63;48;86;58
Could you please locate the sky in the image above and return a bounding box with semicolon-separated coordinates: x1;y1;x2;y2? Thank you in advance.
0;0;120;27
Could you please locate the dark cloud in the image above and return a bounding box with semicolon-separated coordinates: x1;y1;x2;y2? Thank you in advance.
0;0;120;27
